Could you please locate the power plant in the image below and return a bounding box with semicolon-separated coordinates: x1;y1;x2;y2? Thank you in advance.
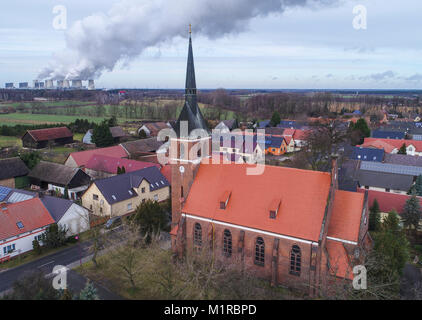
4;79;95;90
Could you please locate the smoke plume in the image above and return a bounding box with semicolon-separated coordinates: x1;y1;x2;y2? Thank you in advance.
38;0;339;80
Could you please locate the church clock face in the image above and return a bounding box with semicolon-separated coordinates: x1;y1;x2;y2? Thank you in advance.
179;166;185;174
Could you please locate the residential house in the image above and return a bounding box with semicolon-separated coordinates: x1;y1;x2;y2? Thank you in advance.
22;127;73;149
29;161;91;199
350;147;384;162
0;157;29;188
360;138;422;156
84;154;160;179
372;130;406;140
214;119;239;133
138;122;170;137
40;195;90;236
120;138;164;160
264;135;288;156
356;170;413;195
83;126;127;145
65;145;129;168
82;166;170;218
0;198;55;262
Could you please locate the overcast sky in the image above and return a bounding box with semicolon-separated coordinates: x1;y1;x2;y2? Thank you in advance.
1;0;421;89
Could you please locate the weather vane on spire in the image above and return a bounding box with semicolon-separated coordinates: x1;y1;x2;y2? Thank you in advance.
189;24;192;35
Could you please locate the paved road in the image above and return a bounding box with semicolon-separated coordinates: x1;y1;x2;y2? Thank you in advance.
0;240;123;300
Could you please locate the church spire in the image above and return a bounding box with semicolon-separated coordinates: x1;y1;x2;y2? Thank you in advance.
173;25;209;138
185;25;197;109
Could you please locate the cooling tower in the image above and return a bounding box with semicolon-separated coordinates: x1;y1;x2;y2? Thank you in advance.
5;83;14;89
19;82;29;89
45;80;54;89
63;80;70;88
72;80;82;88
33;80;40;89
88;80;95;90
57;80;64;88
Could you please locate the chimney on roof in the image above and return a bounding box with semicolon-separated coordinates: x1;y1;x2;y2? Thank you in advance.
269;199;281;219
331;154;339;190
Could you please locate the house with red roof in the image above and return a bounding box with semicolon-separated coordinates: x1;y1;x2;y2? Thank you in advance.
22;127;73;149
0;198;55;262
65;145;129;168
84;154;160;179
360;138;422;156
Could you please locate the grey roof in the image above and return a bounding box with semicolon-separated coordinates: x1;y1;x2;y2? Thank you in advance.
173;35;209;138
40;196;73;222
120;138;163;155
357;170;413;191
29;161;89;186
372;130;406;140
360;161;422;176
0;157;29;180
94;166;169;205
383;153;422;167
338;159;360;192
110;126;126;138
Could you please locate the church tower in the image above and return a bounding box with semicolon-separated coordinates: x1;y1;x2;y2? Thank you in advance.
170;26;211;234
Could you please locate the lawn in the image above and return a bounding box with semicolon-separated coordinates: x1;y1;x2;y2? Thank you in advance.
0;135;22;147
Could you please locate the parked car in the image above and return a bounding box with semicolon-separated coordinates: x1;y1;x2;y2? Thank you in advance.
105;216;122;229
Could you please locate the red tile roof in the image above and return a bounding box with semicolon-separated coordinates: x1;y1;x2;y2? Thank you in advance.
68;145;128;167
360;139;396;153
182;163;332;242
326;240;353;280
26;127;73;142
361;138;422;153
328;190;364;243
283;129;295;136
0;198;55;240
85;155;159;174
357;189;422;214
293;129;309;141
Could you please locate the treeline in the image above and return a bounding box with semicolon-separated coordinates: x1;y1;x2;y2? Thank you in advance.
0;123;68;137
0;118;98;137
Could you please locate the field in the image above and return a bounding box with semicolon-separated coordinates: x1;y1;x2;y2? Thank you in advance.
0;113;123;126
0;135;22;147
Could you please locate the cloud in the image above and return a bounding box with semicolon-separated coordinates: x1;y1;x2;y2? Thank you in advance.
360;70;397;81
325;73;333;78
404;74;422;81
38;0;339;80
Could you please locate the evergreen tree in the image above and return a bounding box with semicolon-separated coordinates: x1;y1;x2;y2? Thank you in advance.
32;239;42;255
91;121;114;147
108;116;118;128
79;281;99;300
133;200;168;238
42;223;68;249
369;199;381;232
117;166;122;174
372;211;409;279
353;118;371;137
121;166;126;174
270;111;281;127
398;143;407;155
402;194;422;232
410;175;422;196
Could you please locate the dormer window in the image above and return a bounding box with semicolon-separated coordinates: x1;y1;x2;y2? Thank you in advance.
269;199;281;219
219;191;231;210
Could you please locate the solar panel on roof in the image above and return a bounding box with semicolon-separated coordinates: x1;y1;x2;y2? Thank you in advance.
360;161;422;176
0;186;12;202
